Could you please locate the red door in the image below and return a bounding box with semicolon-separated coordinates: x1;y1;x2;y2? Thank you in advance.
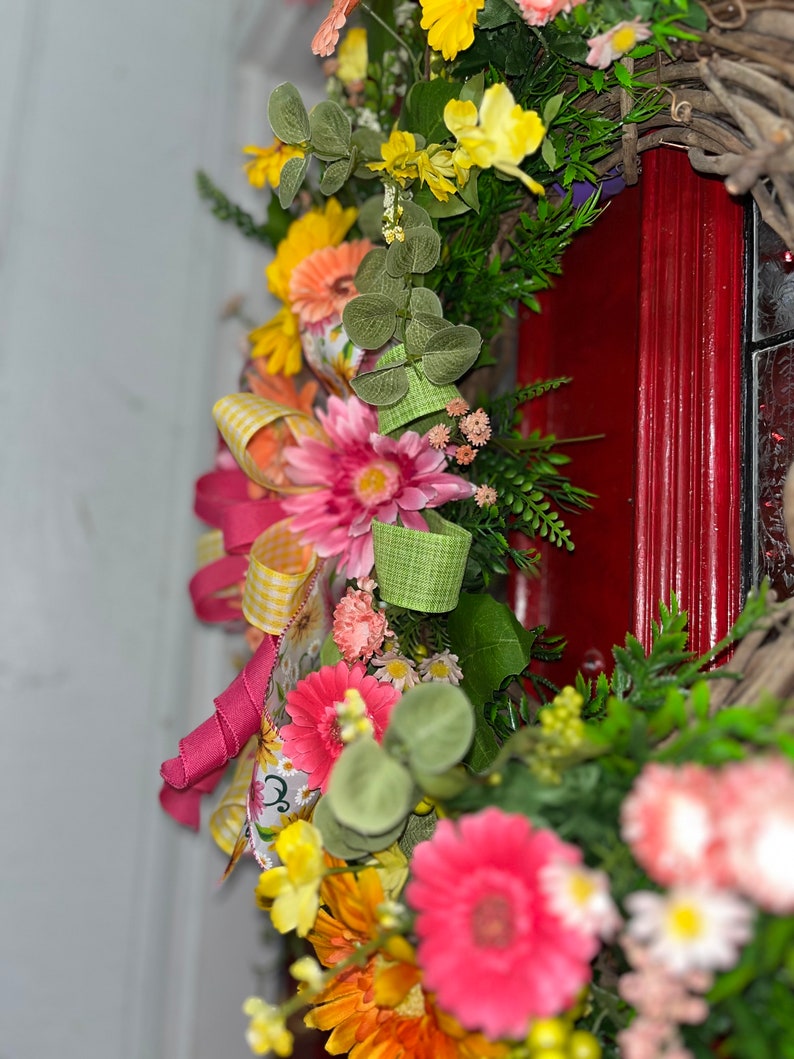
513;148;745;685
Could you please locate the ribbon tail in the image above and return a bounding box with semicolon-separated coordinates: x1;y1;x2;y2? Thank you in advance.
158;634;278;828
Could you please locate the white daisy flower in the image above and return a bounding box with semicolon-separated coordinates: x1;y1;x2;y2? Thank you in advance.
625;886;754;976
539;859;622;940
418;650;463;684
371;651;420;691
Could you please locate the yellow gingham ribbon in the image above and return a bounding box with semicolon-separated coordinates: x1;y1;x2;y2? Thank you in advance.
209;735;257;857
242;518;318;634
212;393;323;493
196;528;226;568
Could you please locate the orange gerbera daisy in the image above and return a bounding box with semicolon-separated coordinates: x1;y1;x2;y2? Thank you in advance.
305;861;508;1059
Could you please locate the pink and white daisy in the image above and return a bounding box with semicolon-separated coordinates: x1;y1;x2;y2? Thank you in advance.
539;859;622;940
621;763;728;889
717;755;794;913
371;650;420;691
418;650;463;684
283;396;474;578
332;586;390;663
624;886;754;977
586;17;652;70
281;661;400;792
406;808;602;1039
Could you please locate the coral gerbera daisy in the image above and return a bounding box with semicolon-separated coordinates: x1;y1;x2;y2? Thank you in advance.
282;396;474;579
305;859;508;1059
289;239;373;328
280;661;399;792
406;808;602;1040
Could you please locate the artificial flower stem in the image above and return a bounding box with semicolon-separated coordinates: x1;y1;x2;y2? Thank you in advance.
359;3;422;79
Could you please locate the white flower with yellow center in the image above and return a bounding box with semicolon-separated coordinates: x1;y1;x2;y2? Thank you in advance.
625;886;754;976
372;650;420;691
539;859;622;940
418;650;463;684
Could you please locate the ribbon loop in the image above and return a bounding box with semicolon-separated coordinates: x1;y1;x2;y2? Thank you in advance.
213;393;323;492
372;511;472;613
242;518;319;634
376;343;463;436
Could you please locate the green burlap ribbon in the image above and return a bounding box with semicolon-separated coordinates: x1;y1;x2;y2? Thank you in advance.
372;512;471;612
377;344;462;436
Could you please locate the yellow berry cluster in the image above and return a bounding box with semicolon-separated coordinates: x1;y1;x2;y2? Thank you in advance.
510;1018;602;1059
531;686;585;784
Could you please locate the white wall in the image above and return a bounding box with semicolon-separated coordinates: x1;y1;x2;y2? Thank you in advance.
0;2;323;1056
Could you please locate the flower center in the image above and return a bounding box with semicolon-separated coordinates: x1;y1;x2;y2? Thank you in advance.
666;900;704;941
386;659;410;679
612;26;637;52
353;459;400;506
471;892;515;949
568;871;597;906
330;273;356;298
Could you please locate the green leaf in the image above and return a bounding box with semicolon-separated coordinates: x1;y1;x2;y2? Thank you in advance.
541;137;558;171
477;0;522;28
543;92;565;126
349;363;409;405
319;632;342;667
386;683;475;773
357;194;386;241
386;225;441;277
351;126;385;163
459;72;484;107
401;202;433;230
405;312;450;358
411;765;470;801
326;736;416;834
466;711;501;772
413;186;472;219
268;82;310;144
447;593;537;707
422;324;482;384
401;79;461;143
320;155;355;195
613;60;633;88
278;155;310;208
312;795;407;858
409;287;443;317
354;248;406;299
458;172;480;212
309;100;351;158
342;293;398;349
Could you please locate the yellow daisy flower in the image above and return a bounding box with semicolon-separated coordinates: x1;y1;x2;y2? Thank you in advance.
367;129;422;186
248;305;302;376
419;0;485;61
243;139;305;189
337;26;368;84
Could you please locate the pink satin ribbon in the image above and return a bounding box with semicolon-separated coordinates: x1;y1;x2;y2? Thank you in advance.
159;634;278;829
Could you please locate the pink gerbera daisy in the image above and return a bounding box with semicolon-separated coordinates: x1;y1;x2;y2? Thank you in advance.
717;756;794;913
621;763;728;889
282;396;474;579
406;808;601;1039
281;661;399;793
288;239;373;328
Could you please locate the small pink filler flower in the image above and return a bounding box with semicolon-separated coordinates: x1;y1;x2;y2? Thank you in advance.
281;661;399;793
283;396;474;578
406;808;602;1039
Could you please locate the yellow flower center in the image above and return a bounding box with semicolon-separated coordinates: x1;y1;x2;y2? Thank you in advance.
395;981;426;1019
428;660;450;679
667;901;704;940
568;871;597;906
471;893;514;949
612;26;637;53
353;459;400;506
386;658;410;679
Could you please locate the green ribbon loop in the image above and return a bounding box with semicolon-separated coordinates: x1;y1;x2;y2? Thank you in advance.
377;344;462;436
372;512;472;613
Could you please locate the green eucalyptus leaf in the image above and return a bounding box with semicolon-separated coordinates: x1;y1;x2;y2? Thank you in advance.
387;683;475;774
326;736;416;833
355;248;407;299
278;155;310;208
351;126;385;163
409;287;443;317
268;82;311;144
309;100;352;158
459;72;485;107
312;795;407;858
320;155;355;195
411;765;470;800
422;324;482;384
405;312;450;358
386;226;441;277
342;293;398;349
358;195;386;242
413;187;472;219
447;593;537;707
400;202;433;230
349;363;410;405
